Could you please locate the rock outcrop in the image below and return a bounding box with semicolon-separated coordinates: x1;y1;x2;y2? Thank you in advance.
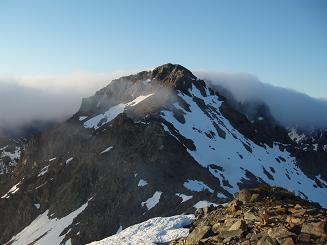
171;185;327;245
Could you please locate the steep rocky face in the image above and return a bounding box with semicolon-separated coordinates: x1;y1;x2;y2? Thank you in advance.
171;185;327;245
0;64;326;245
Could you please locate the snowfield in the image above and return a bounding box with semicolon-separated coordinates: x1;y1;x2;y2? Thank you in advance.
1;181;21;199
141;191;162;210
162;84;327;207
6;200;91;245
84;93;154;129
87;214;194;245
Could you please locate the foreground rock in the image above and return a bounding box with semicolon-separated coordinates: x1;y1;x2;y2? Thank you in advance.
171;185;327;245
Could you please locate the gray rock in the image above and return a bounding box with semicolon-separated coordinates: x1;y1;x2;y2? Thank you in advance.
257;236;279;245
244;210;260;221
185;225;211;245
218;229;244;239
237;188;252;203
301;221;326;237
228;220;247;231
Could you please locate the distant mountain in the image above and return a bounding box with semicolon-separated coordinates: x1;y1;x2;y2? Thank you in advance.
0;64;326;245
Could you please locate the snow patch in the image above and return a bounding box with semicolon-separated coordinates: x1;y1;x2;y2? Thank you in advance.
6;200;90;245
141;191;162;210
288;128;306;143
87;214;194;245
83;93;154;129
137;179;148;187
193;200;218;209
100;146;113;154
1;181;21;199
84;103;125;129
66;157;74;164
79;116;88;121
183;180;214;193
38;165;49;177
116;225;123;234
175;193;193;203
126;93;154;107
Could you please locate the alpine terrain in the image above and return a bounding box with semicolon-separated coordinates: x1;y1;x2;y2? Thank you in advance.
0;64;326;245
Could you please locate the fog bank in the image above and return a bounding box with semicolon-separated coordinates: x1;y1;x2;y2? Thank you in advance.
196;71;327;129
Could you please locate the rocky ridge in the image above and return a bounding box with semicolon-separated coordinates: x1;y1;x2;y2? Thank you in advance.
172;185;327;245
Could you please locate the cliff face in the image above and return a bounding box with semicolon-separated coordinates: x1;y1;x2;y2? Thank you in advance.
0;64;326;245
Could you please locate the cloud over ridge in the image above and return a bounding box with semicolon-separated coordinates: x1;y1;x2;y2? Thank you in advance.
0;71;129;133
196;71;327;129
0;69;326;135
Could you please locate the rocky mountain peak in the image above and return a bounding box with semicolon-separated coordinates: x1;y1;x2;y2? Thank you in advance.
151;63;196;91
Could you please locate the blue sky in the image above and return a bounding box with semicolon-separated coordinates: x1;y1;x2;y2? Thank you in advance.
0;0;326;98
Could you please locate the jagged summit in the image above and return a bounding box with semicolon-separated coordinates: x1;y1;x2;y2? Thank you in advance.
77;63;203;116
151;63;196;91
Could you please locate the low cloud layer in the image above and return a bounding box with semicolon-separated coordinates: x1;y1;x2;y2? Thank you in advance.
0;70;326;136
0;71;129;134
196;71;327;129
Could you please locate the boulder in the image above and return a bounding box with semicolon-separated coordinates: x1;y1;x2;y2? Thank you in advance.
257;236;279;245
228;220;247;231
227;199;242;213
211;223;224;234
185;225;211;245
218;229;244;239
250;193;260;202
237;188;252;203
244;210;260;221
280;237;295;245
301;221;326;237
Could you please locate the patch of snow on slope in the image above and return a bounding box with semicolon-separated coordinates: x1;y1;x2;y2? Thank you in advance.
66;157;74;164
38;165;49;177
141;191;162;210
116;225;123;234
1;181;21;199
0;146;22;174
6;200;90;245
183;180;214;193
193;201;218;209
288;128;306;143
100;146;113;154
84;93;154;129
84;103;125;129
313;143;318;151
175;193;193;202
126;93;154;107
1;147;21;163
137;179;148;187
161;83;327;207
79;116;88;121
87;214;194;245
126;93;153;106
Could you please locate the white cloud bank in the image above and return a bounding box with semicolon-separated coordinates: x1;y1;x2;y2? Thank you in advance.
0;71;129;132
196;71;327;129
0;69;326;134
